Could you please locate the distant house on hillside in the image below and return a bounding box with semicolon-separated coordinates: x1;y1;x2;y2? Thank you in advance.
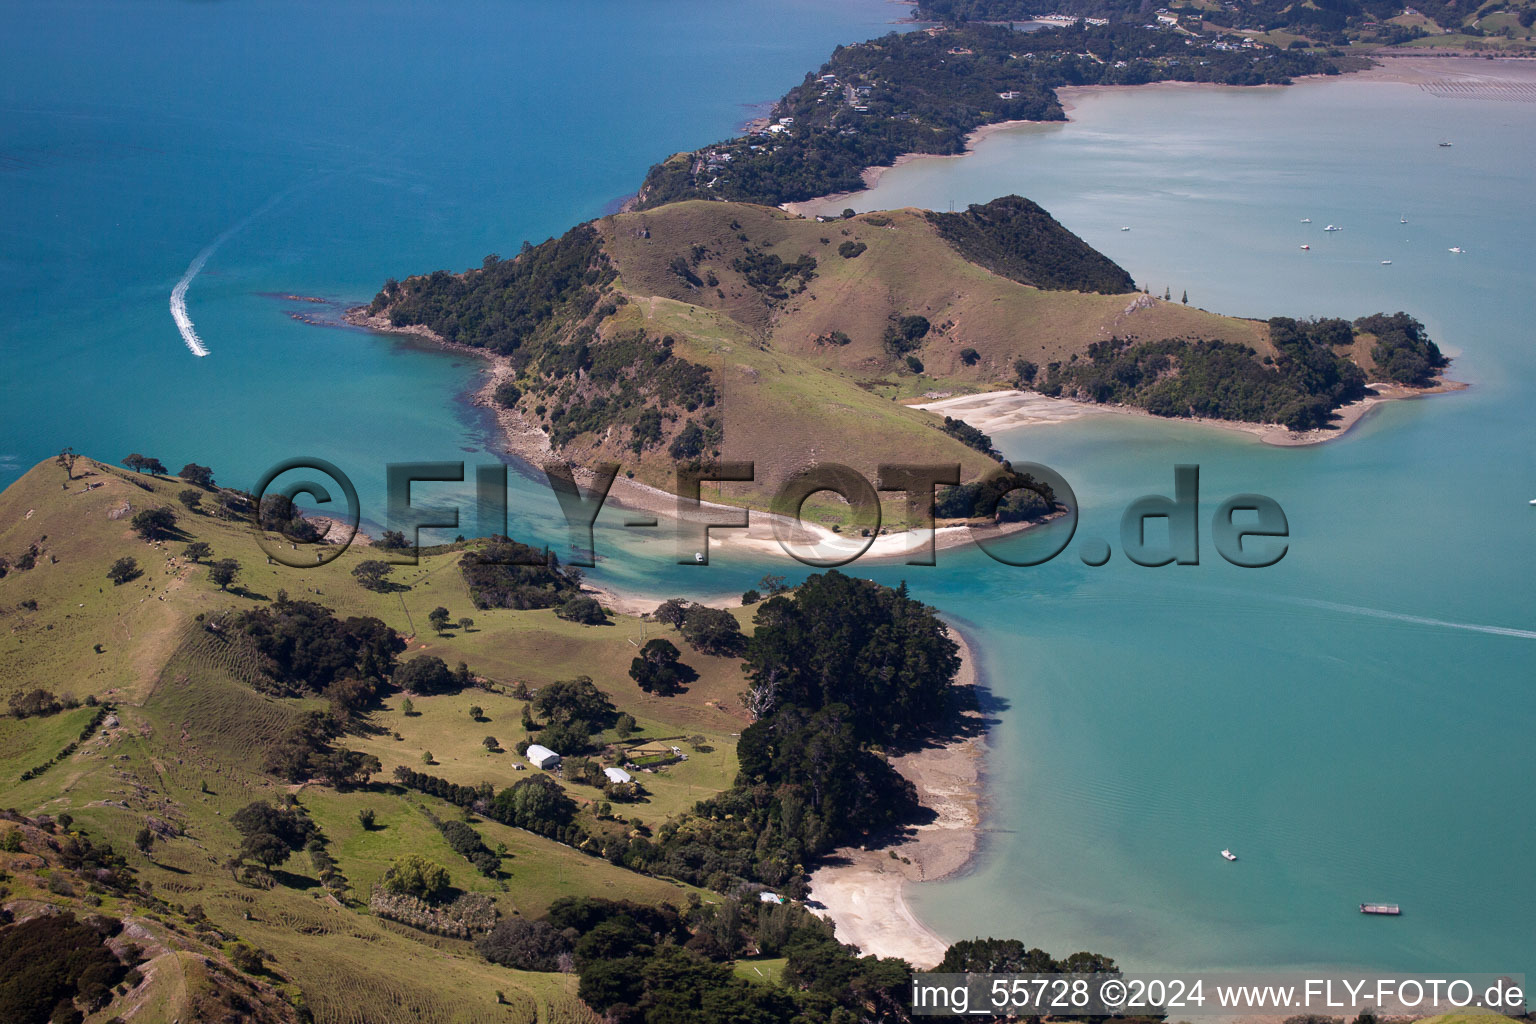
759;891;785;904
603;766;632;785
998;90;1023;100
525;744;560;770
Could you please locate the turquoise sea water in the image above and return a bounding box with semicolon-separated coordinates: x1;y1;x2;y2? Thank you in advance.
4;2;1533;976
817;79;1536;974
0;0;908;511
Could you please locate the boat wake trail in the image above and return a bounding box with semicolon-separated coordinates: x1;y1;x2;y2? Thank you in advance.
1287;596;1536;641
169;190;293;358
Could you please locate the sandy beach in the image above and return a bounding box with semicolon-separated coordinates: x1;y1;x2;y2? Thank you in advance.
913;378;1467;448
806;624;986;968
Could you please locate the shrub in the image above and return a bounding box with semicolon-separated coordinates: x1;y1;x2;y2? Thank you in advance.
130;507;177;540
178;463;215;488
9;689;62;719
230;943;264;974
351;560;395;592
555;596;607;625
680;606;745;657
476;918;572;971
394;656;459;695
382;854;451;902
106;557;140;586
492;380;522;408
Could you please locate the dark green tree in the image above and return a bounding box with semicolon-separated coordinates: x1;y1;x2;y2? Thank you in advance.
207;558;239;591
130;506;177;540
106;556;140;585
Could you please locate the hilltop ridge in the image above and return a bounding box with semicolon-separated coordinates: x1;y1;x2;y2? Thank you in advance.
359;193;1448;525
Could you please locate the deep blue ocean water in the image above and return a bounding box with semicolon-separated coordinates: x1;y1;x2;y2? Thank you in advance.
4;2;1532;975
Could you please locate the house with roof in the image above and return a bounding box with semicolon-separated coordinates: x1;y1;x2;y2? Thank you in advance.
525;744;560;770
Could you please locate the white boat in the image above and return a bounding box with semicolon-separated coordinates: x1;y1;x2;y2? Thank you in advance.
1221;849;1238;861
1300;218;1311;223
693;551;705;563
1449;247;1465;254
1439;141;1453;147
1299;244;1310;250
1380;260;1392;265
1528;499;1536;506
1324;224;1341;232
1121;226;1131;231
1400;215;1408;224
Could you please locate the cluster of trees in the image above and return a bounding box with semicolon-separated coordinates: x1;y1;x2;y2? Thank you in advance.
742;572;959;740
939;415;999;459
567;328;718;454
394;655;472;696
459;536;586;610
235;594;405;699
230;798;317;872
257;493;324;543
392;766;582;845
0;911;140;1024
934;465;1058;522
927;195;1137;294
882;314;931;356
226;797;347;894
370;225;614;357
438;818;499;876
263;711;380;787
937;937;1118;974
729;248;819;300
1037;317;1377;430
122;453;167;475
637;24;1339;210
555;595;608;625
478;894;916;1023
666;418;723;463
368;227;725;459
382;853;452;901
653;600;748;657
7;687;66;719
615;574;961;892
130;506;178;541
1355;312;1447;385
528;674;618;755
628;638;696;695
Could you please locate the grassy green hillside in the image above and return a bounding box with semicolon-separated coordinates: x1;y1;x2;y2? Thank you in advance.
0;457;753;1024
368;196;1290;521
